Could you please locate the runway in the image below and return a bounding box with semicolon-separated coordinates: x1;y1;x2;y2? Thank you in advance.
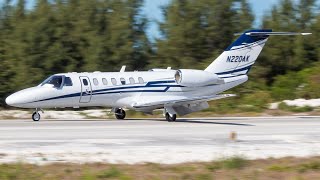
0;116;320;164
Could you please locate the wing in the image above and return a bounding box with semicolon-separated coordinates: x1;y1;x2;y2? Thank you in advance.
133;94;236;109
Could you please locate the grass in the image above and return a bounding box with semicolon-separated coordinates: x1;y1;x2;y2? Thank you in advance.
206;156;248;170
96;167;122;178
1;157;320;179
220;156;248;169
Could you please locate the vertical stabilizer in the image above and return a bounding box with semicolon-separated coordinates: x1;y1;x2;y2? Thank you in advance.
205;29;271;78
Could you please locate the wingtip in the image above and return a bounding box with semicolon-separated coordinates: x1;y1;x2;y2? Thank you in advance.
301;33;312;36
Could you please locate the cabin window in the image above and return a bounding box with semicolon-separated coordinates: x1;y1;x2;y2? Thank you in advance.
129;77;135;84
120;78;126;85
138;77;144;84
64;77;73;86
83;79;88;86
41;76;63;88
93;78;99;86
102;78;108;85
111;78;117;85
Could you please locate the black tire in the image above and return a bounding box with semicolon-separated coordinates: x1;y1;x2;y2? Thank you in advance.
165;113;176;122
32;112;41;121
115;108;126;119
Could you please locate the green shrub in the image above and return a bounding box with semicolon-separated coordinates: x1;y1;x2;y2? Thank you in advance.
81;172;97;180
221;156;248;169
206;98;241;114
0;163;41;180
296;161;320;173
206;163;222;171
97;167;122;178
268;165;291;172
207;156;248;170
271;72;303;100
297;64;320;99
195;173;213;180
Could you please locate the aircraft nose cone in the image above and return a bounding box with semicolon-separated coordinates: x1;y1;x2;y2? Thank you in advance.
6;94;18;106
6;87;40;108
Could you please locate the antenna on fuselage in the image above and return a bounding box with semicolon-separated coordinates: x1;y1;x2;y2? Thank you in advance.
120;65;126;72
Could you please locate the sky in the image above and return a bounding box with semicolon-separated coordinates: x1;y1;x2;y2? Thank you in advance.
0;0;280;40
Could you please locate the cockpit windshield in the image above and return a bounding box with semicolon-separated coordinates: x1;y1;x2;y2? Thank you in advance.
40;75;73;88
41;76;63;88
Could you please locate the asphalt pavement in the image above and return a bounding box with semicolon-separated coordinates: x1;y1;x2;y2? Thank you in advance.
0;116;319;164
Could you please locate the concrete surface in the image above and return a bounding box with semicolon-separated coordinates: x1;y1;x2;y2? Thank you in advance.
0;116;320;164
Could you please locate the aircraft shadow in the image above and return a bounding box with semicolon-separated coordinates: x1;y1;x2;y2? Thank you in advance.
31;118;254;126
176;119;254;126
125;118;254;126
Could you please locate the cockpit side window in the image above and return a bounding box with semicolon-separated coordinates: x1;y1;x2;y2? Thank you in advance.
41;76;63;88
64;77;73;86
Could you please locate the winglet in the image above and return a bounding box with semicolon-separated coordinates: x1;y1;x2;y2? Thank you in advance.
120;65;126;72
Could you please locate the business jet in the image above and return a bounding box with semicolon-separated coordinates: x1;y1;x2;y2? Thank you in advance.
5;29;311;121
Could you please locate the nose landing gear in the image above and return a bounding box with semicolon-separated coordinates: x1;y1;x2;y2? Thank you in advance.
115;108;126;120
32;112;40;121
32;108;43;121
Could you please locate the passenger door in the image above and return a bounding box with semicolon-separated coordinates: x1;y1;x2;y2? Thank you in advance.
79;76;92;103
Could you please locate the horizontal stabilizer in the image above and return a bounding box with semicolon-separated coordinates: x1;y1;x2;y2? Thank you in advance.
235;32;312;36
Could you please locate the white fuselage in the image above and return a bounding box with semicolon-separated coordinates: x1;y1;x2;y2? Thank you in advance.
5;70;247;111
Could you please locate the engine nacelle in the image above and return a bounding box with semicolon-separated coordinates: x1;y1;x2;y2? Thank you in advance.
175;69;223;87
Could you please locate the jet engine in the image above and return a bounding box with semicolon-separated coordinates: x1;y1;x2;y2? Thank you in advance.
174;69;223;87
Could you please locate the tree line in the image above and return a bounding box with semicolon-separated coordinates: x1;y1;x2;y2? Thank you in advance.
0;0;319;108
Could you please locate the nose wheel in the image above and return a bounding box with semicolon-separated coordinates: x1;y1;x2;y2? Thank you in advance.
32;111;41;121
115;108;126;119
32;108;43;121
165;112;176;122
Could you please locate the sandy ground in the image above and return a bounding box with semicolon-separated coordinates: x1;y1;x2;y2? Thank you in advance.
0;109;108;119
284;98;320;107
0;116;320;164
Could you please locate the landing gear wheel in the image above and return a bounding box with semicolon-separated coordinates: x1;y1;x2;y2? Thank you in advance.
32;112;41;121
165;113;176;122
115;108;126;120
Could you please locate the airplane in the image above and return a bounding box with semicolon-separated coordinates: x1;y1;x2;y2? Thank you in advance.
5;29;311;122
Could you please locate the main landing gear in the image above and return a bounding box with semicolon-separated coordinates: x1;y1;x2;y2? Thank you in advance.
32;108;43;121
164;108;177;122
165;112;177;122
115;108;126;120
